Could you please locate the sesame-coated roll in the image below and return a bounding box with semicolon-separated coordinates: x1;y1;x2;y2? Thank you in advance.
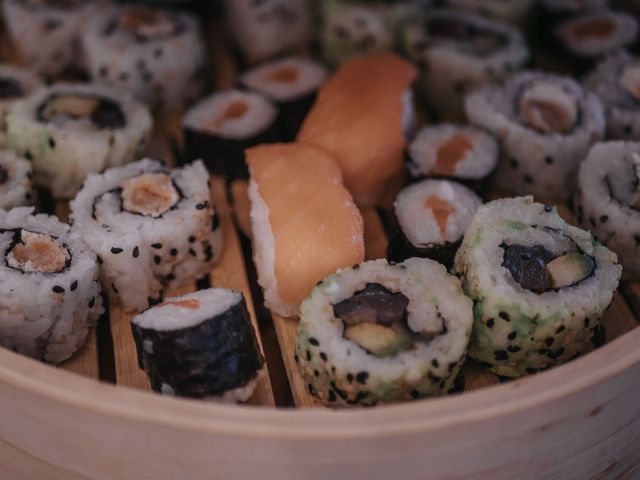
0;65;42;147
465;71;605;200
0;207;103;364
453;197;621;377
0;151;34;209
132;288;265;403
575;141;640;280
83;4;208;112
6;83;152;199
2;0;96;78
70;158;222;312
296;258;473;407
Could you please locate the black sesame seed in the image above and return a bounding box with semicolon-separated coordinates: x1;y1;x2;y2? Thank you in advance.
411;389;421;399
499;312;510;322
544;156;554;165
523;175;534;184
319;352;328;362
188;248;197;257
196;202;208;210
494;350;508;361
211;213;220;230
545;337;554;346
600;215;608;223
508;331;517;340
507;345;521;353
509;158;519;169
313;370;319;377
624;125;633;136
589;216;596;228
132;246;139;258
154;255;161;265
555;347;565;357
328;389;336;402
307;384;315;394
306;350;311;361
25;151;32;161
584;317;590;328
88;297;96;308
111;247;123;254
119;72;129;82
309;337;319;346
486;318;495;328
151;243;162;249
153;47;163;59
112;283;118;294
70;280;78;291
526;368;538;374
431;358;440;368
97;256;103;265
294;354;299;363
52;285;65;293
635;235;640;247
49;138;56;149
347;373;354;383
556;325;566;334
544;205;553;213
188;236;196;243
428;372;442;382
353;264;360;270
448;362;457;373
356;372;369;384
98;65;108;78
170;248;178;257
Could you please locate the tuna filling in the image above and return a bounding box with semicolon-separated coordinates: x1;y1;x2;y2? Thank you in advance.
426;16;507;56
266;66;300;84
121;173;180;218
6;230;70;274
0;77;23;99
117;6;182;40
564;17;616;42
434;133;472;176
37;95;126;129
502;243;595;293
519;82;578;134
208;100;249;130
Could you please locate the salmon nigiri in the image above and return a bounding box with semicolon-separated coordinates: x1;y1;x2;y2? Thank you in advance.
247;143;365;317
297;52;417;207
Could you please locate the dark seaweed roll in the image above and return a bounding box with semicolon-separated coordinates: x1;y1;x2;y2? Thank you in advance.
183;89;279;179
132;288;265;402
6;83;152;199
453;196;621;377
296;258;473;407
465;71;605;200
0;207;103;363
439;0;535;26
0;151;34;209
0;65;41;147
70;158;223;312
575;141;640;280
584;50;640;141
540;0;609;15
387;179;482;267
83;4;208;112
407;124;498;192
239;57;328;141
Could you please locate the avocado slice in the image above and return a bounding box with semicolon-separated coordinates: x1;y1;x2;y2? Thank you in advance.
344;323;413;357
546;252;595;289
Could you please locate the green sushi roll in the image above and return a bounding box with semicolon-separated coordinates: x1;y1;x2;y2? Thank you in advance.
295;257;472;408
453;197;622;378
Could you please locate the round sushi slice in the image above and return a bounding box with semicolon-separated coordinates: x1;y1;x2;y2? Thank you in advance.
575;141;640;280
453;196;622;378
407;124;499;192
70;158;222;312
400;9;529;121
0;65;42;147
2;0;96;78
183;89;279;180
83;4;208;112
131;288;265;402
584;50;640;141
387;179;482;267
0;207;103;364
223;0;313;64
6;83;152;199
239;57;328;141
296;258;473;407
465;70;605;200
0;151;34;209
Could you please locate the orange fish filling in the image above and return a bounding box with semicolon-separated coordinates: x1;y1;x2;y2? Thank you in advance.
210;100;248;129
8;231;70;273
520;99;573;134
121;173;179;218
434;133;473;176
160;298;201;309
566;17;615;41
266;66;300;84
424;195;455;234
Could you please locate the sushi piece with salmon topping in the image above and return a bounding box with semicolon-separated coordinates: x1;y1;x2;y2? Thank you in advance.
247;142;365;318
297;52;417;207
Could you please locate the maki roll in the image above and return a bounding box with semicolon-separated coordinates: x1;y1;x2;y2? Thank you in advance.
223;0;313;64
182;89;279;180
2;0;96;78
584;50;640;141
406;124;499;193
6;83;152;199
247;143;364;318
132;288;265;402
0;207;103;363
400;10;529;121
0;151;34;209
70;158;222;312
387;179;482;267
239;57;328;141
82;4;208;112
0;65;42;147
298;53;417;207
465;71;605;200
453;197;621;378
575;141;640;280
296;258;473;407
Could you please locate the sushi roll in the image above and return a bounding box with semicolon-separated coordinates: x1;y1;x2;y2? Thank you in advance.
406;124;499;193
247;143;364;318
296;257;473;407
584;50;640;141
575;141;640;280
182;89;279;180
0;65;42;147
6;83;152;199
298;53;417;207
387;179;482;267
131;288;265;402
239;57;328;141
0;207;103;364
399;9;529;121
0;151;34;209
2;0;96;78
82;4;208;112
70;158;222;312
465;70;605;200
453;196;621;378
223;0;313;65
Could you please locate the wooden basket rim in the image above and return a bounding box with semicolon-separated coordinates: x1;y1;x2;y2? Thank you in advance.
1;324;638;439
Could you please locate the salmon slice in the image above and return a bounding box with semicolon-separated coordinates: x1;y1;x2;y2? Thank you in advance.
247;143;365;314
423;195;455;234
434;134;473;176
297;53;417;207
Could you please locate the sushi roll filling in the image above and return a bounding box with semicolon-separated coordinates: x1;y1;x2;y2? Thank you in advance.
620;66;640;102
0;77;23;99
424;16;507;56
36;94;126;129
120;173;181;218
561;16;616;43
423;195;455;234
518;82;578;134
114;6;185;41
434;134;473;176
5;229;70;274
